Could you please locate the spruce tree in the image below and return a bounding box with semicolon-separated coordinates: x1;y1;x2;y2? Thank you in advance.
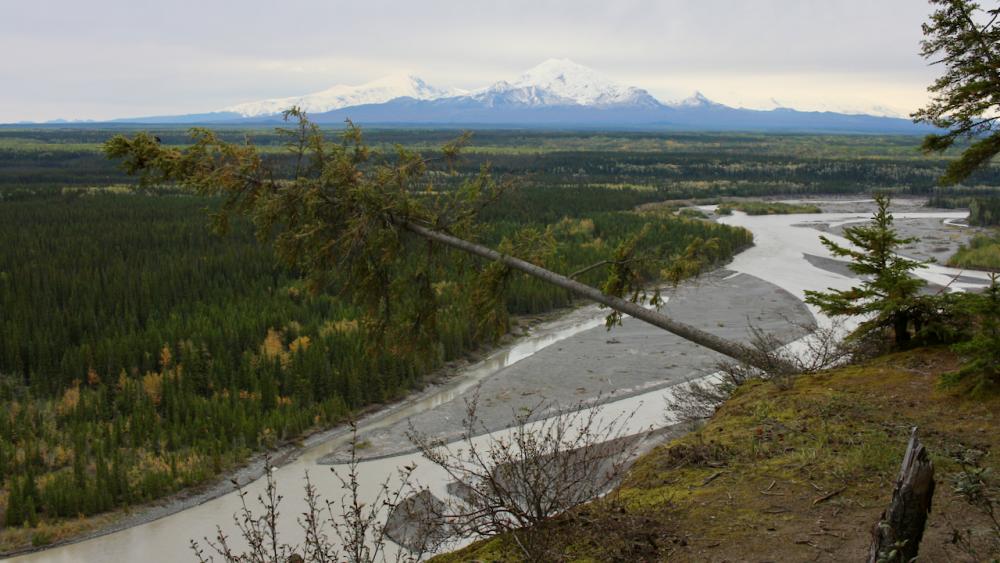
805;194;927;346
5;476;23;527
914;0;1000;225
913;0;1000;185
945;274;1000;394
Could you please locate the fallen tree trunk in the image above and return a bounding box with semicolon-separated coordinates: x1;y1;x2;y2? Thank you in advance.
868;427;935;563
403;220;794;373
104;122;799;377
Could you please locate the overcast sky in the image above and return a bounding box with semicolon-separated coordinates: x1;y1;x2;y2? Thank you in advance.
2;0;942;122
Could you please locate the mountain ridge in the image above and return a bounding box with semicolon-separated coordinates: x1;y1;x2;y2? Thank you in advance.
88;59;928;133
223;73;465;117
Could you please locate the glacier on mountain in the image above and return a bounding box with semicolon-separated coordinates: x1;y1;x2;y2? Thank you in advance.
469;58;661;108
224;74;463;117
103;58;924;133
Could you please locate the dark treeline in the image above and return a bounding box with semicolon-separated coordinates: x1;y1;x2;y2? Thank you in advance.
0;187;750;532
3;128;999;200
969;197;1000;226
926;187;1000;226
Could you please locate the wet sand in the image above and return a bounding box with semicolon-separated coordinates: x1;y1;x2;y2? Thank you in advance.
320;268;815;464
790;197;987;265
802;253;857;279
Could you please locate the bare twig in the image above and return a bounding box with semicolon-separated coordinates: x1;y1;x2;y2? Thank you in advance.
812;487;845;506
406;391;642;560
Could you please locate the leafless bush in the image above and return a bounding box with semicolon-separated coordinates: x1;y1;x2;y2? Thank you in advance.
666;318;856;425
664;365;755;425
190;423;426;563
406;394;643;561
946;449;1000;561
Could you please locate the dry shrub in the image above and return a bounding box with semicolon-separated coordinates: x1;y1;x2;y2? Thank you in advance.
667;318;857;425
406;393;642;561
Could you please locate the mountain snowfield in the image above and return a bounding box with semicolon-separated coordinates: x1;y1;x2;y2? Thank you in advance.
224;74;466;117
671;91;721;109
103;58;922;131
468;58;661;108
220;59;899;117
222;59;714;116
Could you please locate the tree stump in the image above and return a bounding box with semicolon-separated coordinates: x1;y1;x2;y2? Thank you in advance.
867;427;935;562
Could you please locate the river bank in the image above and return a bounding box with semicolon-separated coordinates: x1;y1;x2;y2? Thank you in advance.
432;199;1000;562
6;263;814;562
318;268;814;464
797;196;988;265
0;302;601;558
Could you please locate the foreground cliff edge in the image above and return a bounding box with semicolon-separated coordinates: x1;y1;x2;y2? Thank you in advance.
434;347;1000;562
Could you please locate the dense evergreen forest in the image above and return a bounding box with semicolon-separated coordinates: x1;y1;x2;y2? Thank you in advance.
0;126;997;544
0;140;753;540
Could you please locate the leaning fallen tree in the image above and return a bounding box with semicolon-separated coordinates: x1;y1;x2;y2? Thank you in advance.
401;220;767;367
104;109;788;372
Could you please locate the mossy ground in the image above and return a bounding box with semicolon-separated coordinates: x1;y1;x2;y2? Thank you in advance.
433;348;999;562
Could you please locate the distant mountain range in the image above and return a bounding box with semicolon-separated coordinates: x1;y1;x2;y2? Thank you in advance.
101;59;928;133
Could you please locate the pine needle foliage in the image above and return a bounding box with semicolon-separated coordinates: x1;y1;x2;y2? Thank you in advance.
805;195;928;347
944;273;1000;395
104;110;514;359
104;110;664;359
913;0;1000;186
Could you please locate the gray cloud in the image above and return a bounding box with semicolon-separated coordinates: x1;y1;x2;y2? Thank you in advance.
2;0;940;122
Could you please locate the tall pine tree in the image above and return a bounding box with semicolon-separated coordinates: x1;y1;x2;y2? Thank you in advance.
805;194;927;346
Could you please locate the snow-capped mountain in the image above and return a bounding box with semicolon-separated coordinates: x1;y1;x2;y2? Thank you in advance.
469;58;661;108
811;103;904;119
667;91;720;109
107;59;928;133
731;97;904;118
224;74;462;118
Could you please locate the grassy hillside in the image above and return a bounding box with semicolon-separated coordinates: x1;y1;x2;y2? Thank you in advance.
435;348;1000;561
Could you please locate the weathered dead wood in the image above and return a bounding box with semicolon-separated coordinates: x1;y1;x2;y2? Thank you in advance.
700;470;725;486
812;487;845;506
867;427;935;563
